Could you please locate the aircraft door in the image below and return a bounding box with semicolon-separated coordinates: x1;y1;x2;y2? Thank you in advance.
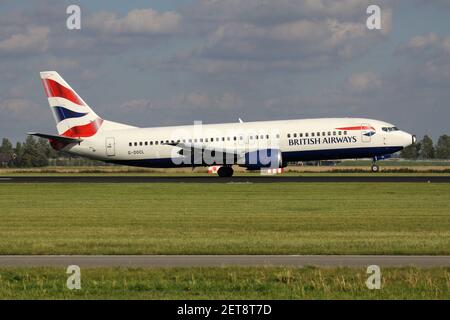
106;137;115;156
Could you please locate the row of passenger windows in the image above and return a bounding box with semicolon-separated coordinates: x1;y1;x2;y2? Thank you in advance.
287;130;347;138
129;134;281;147
128;130;348;147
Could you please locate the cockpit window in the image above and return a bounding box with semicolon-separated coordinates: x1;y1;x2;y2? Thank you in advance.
382;126;399;132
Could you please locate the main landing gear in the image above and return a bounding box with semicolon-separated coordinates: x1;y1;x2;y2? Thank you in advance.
217;166;234;177
371;159;380;173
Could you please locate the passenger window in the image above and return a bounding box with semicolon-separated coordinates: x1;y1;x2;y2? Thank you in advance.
150;141;153;145
311;133;315;137
129;142;132;147
328;132;331;136
276;134;280;139
293;133;297;138
266;135;269;139
139;142;143;146
305;133;309;137
344;131;347;135
299;133;303;138
155;141;159;145
145;142;148;146
338;131;342;135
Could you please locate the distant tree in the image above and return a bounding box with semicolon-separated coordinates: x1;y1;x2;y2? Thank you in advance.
12;142;24;167
0;138;13;154
400;142;421;159
37;138;58;159
419;135;435;159
435;135;450;159
0;138;14;167
20;136;48;167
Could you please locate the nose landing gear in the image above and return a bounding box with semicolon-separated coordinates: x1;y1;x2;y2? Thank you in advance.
371;158;380;173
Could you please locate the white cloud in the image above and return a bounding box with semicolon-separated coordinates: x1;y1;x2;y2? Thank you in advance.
120;99;154;112
406;33;440;49
348;72;382;92
404;33;450;56
0;26;49;55
0;98;38;114
173;0;392;73
87;9;181;35
398;33;450;81
120;92;242;113
180;92;243;110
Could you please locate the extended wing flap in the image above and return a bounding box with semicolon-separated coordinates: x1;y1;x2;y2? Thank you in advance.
163;142;241;157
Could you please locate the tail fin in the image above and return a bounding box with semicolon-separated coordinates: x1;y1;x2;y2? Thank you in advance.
40;71;103;138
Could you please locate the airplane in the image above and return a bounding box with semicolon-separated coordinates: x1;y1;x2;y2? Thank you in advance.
29;71;416;177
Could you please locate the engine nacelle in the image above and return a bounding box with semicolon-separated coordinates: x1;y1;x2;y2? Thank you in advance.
239;148;284;170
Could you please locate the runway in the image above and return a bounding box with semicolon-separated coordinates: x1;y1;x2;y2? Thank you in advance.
1;175;450;183
0;255;449;267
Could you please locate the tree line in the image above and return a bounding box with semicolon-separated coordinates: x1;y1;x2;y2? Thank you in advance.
1;134;450;167
0;136;102;167
400;135;450;159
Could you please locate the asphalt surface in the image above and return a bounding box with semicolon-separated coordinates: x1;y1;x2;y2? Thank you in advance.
0;255;449;267
1;176;450;183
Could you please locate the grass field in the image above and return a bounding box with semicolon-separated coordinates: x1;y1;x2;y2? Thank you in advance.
0;182;449;255
0;266;448;299
1;164;450;175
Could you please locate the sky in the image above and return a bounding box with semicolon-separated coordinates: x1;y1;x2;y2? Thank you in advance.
0;0;450;142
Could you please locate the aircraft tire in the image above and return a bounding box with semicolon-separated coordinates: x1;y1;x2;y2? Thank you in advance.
217;166;234;177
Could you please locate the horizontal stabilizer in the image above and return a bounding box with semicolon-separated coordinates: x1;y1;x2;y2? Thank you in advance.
27;132;82;144
28;132;82;151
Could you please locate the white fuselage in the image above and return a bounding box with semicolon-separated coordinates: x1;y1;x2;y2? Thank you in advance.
67;117;414;168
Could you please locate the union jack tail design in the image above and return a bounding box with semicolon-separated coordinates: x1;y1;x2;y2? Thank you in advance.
40;71;103;138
